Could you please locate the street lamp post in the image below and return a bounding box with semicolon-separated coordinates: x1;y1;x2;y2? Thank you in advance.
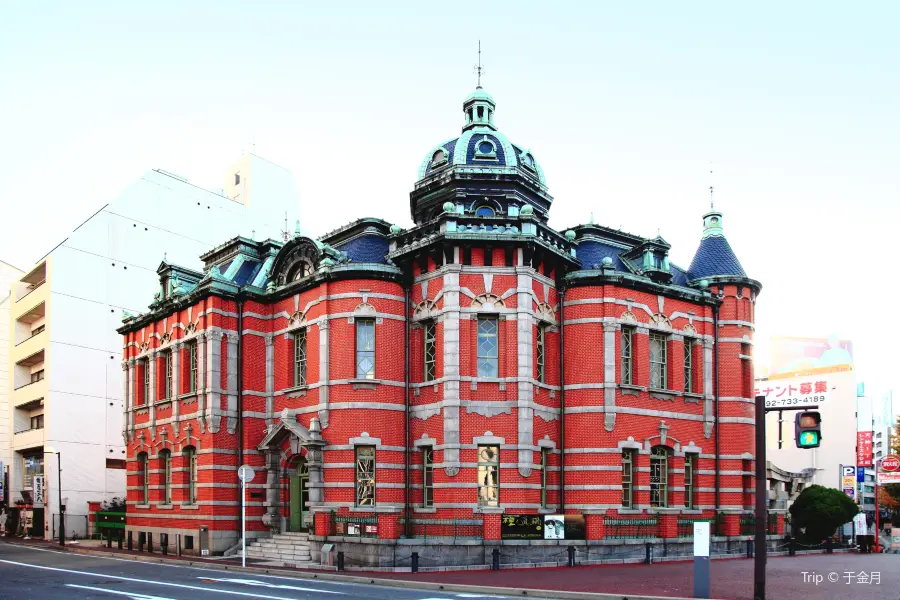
44;448;64;546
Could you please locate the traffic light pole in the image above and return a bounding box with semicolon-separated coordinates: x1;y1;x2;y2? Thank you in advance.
754;394;767;600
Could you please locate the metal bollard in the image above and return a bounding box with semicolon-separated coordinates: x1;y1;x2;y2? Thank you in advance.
148;533;153;553
789;537;796;556
645;542;652;564
128;531;134;551
161;533;168;555
826;537;833;554
746;539;753;558
177;534;182;557
117;535;123;550
337;551;345;572
567;545;576;567
107;535;112;548
138;532;145;552
491;548;500;571
411;552;419;573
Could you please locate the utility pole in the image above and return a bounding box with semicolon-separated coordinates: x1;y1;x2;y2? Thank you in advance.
754;394;767;600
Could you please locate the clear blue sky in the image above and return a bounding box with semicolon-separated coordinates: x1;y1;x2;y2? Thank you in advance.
2;1;898;398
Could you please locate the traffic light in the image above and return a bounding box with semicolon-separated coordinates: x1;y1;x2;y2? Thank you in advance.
795;411;822;448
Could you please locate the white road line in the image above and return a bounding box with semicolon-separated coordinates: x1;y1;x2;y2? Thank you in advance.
0;558;342;600
66;584;176;600
3;543;356;586
197;577;341;594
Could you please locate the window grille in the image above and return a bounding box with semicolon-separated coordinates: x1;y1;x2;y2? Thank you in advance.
355;446;376;506
356;319;376;379
188;342;198;393
477;445;500;506
477;316;499;377
650;446;670;508
424;322;436;381
649;333;667;390
184;446;198;504
294;329;307;386
536;325;546;383
423;447;434;507
138;452;149;504
160;449;172;504
163;352;173;400
684;453;696;509
622;449;635;508
683;339;693;393
621;328;633;385
142;361;150;405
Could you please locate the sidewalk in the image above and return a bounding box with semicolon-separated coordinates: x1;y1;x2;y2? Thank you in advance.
4;537;895;600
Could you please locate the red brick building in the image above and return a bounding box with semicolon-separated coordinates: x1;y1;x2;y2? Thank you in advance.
119;86;766;565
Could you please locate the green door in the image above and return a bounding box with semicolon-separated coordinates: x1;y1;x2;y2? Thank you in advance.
289;459;310;532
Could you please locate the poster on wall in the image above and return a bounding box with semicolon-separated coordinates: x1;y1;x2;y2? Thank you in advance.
544;515;585;541
769;336;853;377
500;514;585;541
755;377;830;409
857;432;873;467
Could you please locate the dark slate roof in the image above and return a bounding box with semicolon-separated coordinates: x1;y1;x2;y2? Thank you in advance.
670;264;690;286
336;234;390;264
688;236;746;279
575;240;631;271
232;260;263;286
465;133;507;165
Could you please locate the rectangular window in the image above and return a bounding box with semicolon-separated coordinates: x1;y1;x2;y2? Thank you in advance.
541;447;550;508
477;316;499;378
29;414;44;430
163;351;173;400
139;453;149;504
621;449;634;508
423;447;434;507
184;446;198;504
621;328;633;385
23;453;44;490
683;339;693;394
684;453;695;509
142;360;150;406
30;370;44;384
105;459;126;470
188;341;198;393
294;329;307;386
355;446;376;506
477;445;500;506
650;446;669;508
424;321;436;381
355;319;376;380
536;325;546;383
649;333;667;390
161;450;172;504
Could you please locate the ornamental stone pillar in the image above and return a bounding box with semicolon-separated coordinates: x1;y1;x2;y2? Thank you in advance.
263;449;282;534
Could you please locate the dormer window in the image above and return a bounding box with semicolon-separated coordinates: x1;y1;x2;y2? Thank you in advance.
474;136;497;160
431;149;448;169
521;152;535;170
289;259;314;282
652;253;663;269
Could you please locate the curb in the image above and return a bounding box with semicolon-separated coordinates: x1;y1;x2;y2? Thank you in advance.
2;540;710;600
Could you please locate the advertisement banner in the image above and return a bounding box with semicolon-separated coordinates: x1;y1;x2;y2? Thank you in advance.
756;376;830;409
543;515;585;541
33;476;44;506
877;472;900;485
854;512;868;536
501;514;586;541
857;432;873;467
770;336;853;378
0;461;4;503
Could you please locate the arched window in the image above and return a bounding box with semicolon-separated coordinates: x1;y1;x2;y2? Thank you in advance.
475;206;495;217
290;260;314;282
159;449;172;505
183;446;198;505
650;446;671;508
137;452;149;504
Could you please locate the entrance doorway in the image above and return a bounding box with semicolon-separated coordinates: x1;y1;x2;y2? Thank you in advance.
288;455;309;532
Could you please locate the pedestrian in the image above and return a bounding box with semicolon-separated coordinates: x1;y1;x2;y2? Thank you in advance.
0;509;6;536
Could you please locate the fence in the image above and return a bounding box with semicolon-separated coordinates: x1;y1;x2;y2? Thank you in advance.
739;513;778;536
677;515;719;537
400;518;484;541
604;516;660;539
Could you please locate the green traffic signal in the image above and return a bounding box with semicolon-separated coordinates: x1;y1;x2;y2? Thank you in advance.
798;431;819;448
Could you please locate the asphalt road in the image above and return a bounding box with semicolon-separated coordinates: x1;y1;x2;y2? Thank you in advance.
0;542;538;600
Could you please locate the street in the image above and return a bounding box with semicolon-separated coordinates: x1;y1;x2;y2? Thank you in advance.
0;542;535;600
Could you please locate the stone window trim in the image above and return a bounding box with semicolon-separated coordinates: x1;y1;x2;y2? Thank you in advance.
413;435;438;449
473;432;506;446
536;437;557;451
349;433;382;448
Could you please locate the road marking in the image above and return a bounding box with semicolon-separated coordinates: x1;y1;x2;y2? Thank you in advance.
66;584;176;600
0;558;342;600
198;577;341;594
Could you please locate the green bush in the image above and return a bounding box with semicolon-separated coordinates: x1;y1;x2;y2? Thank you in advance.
789;485;858;542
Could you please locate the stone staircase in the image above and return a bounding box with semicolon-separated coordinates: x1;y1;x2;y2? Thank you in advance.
245;532;317;567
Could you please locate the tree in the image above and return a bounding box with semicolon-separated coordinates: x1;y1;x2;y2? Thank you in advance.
886;422;900;501
789;485;859;542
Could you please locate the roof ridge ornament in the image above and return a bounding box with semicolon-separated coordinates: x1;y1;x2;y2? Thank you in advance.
474;40;484;89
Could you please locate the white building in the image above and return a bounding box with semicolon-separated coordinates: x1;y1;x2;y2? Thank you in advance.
6;154;301;539
0;260;25;499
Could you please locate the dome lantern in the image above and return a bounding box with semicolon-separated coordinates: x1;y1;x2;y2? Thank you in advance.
462;87;497;132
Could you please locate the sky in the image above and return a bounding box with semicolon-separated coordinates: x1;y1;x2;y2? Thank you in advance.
1;1;898;401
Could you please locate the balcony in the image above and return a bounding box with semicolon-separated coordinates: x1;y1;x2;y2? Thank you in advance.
14;261;48;311
12;427;44;452
13;328;46;362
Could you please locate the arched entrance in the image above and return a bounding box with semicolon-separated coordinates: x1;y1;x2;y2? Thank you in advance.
286;454;310;532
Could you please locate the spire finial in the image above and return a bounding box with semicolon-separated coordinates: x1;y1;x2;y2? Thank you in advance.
709;162;715;210
589;211;594;225
474;40;484;88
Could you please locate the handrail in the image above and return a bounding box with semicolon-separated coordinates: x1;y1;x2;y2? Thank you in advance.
15;327;45;347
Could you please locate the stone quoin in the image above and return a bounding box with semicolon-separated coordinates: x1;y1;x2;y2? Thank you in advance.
118;84;764;565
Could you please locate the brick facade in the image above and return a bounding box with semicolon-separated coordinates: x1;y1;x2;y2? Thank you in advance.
118;86;762;556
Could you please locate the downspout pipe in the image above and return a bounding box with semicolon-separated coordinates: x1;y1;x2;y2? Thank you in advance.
558;286;566;515
236;297;245;529
713;300;720;512
403;283;411;537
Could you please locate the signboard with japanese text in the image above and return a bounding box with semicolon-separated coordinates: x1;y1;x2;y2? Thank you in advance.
877;472;900;485
880;455;900;472
756;379;829;409
501;514;585;541
857;431;873;467
770;336;853;378
33;476;44;506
